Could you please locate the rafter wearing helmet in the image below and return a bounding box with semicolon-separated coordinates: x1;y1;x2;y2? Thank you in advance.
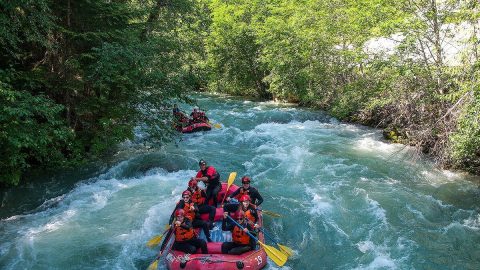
239;194;259;226
171;209;208;254
191;159;221;207
226;176;264;208
170;188;213;242
187;179;216;230
221;210;256;255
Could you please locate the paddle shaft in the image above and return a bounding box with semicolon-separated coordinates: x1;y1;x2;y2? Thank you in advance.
220;185;231;206
259;227;279;245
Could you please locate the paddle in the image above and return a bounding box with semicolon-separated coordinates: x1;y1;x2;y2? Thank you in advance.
242;217;292;257
226;215;288;267
261;209;282;218
147;256;160;270
146;225;175;270
220;172;237;206
146;225;171;248
259;227;293;257
208;121;222;128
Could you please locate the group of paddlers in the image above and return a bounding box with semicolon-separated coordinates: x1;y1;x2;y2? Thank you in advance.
169;159;264;255
173;104;209;127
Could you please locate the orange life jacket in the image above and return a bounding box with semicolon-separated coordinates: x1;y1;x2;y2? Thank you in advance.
232;225;251;245
190;188;205;205
181;201;196;221
174;223;195;242
243;208;256;223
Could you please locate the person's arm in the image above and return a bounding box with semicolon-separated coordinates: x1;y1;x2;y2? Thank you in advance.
193;171;208;183
245;215;260;229
228;188;240;199
180;219;193;230
193;203;201;218
250;208;259;223
252;188;263;206
222;212;234;231
205;167;216;182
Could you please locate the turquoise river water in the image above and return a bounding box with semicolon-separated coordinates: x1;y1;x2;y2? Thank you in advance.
1;94;479;270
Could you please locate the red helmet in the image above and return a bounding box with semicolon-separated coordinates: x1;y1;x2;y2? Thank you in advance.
175;209;185;217
239;194;251;202
241;176;251;184
188;179;198;188
182;190;192;197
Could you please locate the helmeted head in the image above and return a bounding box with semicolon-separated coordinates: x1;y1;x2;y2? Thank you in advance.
198;159;207;168
175;209;185;218
239;194;251;202
188;179;198;189
182;190;192;201
241;176;251;185
193;106;199;112
240;194;251;208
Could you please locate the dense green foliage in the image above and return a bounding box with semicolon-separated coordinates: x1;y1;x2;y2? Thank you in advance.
201;0;480;174
0;0;205;185
2;0;479;185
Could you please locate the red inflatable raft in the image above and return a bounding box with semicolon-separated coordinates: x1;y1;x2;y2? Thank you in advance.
180;122;212;133
161;183;267;270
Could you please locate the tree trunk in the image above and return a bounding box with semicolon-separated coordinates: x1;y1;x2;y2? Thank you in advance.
141;0;168;41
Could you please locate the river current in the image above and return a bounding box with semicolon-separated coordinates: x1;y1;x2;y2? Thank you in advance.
1;94;479;270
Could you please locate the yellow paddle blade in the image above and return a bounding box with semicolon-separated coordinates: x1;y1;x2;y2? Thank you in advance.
262;210;282;218
278;244;294;257
146;235;163;248
259;241;288;266
221;172;237;206
208;121;222;129
164;224;170;230
227;172;237;187
147;259;159;270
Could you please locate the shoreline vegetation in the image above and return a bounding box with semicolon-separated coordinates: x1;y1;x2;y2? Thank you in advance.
1;0;479;187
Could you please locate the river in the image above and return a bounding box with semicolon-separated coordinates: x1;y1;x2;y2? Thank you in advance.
1;94;479;270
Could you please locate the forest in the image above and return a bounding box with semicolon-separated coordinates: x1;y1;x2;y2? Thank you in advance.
1;0;479;186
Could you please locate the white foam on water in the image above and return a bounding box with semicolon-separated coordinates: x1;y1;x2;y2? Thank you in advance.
420;170;453;187
354;241;398;270
463;213;480;230
354;135;403;155
357;240;375;253
366;195;387;225
362;255;397;270
305;186;333;216
0;164;196;270
26;209;77;236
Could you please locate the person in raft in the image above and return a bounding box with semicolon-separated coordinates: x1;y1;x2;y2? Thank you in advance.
221;211;256;255
173;104;188;122
171;209;208;254
189;107;209;124
238;194;260;226
187;179;216;230
226;176;264;207
191;159;221;207
170;190;213;242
